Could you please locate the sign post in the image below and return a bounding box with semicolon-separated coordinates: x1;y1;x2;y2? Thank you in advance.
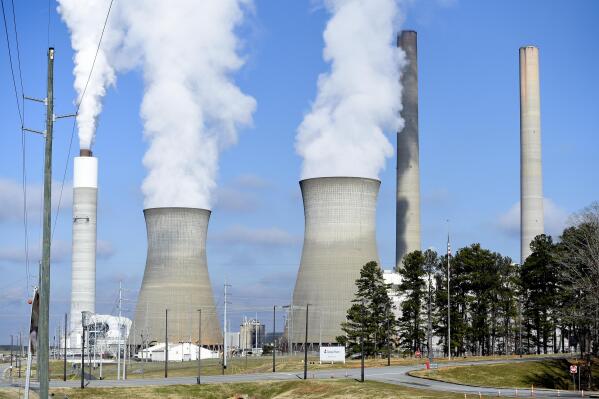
570;365;577;390
319;346;345;364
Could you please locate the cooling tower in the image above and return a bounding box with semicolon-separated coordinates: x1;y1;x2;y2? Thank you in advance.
289;177;380;345
396;30;421;269
131;207;222;346
519;46;544;264
69;151;98;348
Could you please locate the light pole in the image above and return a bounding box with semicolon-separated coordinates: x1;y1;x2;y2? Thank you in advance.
272;305;276;373
303;304;309;380
360;300;365;383
196;309;201;384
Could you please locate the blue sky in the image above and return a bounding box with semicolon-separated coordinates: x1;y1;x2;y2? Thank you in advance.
1;0;598;340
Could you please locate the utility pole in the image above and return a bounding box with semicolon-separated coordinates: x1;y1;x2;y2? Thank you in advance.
164;308;168;378
10;335;14;377
81;312;85;389
117;281;122;380
223;281;230;374
63;313;67;381
303;304;309;380
447;228;451;361
386;309;391;367
360;300;365;382
427;260;433;365
197;309;201;384
272;305;276;372
38;47;54;399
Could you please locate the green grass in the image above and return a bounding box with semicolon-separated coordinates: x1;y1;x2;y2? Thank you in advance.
4;380;499;399
411;358;599;390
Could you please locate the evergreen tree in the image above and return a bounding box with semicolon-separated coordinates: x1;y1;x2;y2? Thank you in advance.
520;234;559;354
396;251;426;354
336;261;396;357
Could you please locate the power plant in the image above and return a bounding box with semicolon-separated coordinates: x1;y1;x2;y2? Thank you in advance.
519;46;545;263
68;150;98;348
396;30;421;268
131;207;222;347
289;177;381;346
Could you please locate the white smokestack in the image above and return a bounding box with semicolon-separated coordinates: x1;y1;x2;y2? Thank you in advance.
296;0;405;179
57;0;123;150
69;155;98;348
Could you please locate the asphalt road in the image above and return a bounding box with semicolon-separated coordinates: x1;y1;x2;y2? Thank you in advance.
2;357;598;398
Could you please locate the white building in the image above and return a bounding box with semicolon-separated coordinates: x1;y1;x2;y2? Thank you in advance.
136;342;218;362
383;269;402;321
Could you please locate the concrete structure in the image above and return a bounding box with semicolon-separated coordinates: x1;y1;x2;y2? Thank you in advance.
519;46;544;263
69;152;98;348
131;207;222;346
396;30;421;269
290;177;381;345
136;342;218;362
239;318;265;351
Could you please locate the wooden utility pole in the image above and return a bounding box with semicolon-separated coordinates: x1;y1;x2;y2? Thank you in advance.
38;47;54;399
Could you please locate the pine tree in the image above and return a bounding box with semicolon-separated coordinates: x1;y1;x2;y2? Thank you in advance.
396;251;426;354
336;261;396;357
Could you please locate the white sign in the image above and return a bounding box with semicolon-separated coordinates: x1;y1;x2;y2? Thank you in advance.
570;365;578;374
319;346;346;363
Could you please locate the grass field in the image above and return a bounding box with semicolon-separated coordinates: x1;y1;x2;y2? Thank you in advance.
6;352;565;381
0;380;503;399
411;358;598;390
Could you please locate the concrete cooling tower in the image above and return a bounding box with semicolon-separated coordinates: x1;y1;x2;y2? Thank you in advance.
131;207;222;347
289;177;381;346
69;151;98;348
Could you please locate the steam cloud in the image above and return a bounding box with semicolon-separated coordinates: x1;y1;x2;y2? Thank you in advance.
59;0;256;209
296;0;405;179
58;0;124;150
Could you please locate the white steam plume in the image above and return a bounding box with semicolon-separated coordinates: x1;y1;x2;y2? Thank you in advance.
119;0;256;209
58;0;123;150
59;0;256;209
296;0;405;179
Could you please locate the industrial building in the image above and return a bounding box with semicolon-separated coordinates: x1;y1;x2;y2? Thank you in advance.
290;177;381;346
520;46;545;263
135;342;218;362
68;150;98;349
130;208;222;347
239;318;265;352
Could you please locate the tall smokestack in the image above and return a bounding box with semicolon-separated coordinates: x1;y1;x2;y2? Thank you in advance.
290;177;380;345
131;207;222;345
519;46;544;264
396;30;421;269
69;153;98;348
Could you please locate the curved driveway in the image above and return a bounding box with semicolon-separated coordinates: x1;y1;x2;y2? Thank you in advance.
3;357;598;398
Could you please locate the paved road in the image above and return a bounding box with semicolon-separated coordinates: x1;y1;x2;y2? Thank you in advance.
3;357;598;398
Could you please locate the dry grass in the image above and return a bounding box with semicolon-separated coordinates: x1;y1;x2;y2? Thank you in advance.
0;380;502;399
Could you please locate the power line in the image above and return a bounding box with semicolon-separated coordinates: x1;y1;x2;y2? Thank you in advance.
0;0;22;124
52;0;115;240
2;0;30;291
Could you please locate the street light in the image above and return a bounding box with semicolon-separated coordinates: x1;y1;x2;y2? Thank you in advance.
196;309;202;384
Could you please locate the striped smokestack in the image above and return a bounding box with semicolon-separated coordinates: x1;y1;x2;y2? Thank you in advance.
396;30;421;269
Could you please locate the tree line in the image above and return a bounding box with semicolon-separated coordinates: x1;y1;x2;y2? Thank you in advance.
337;202;599;360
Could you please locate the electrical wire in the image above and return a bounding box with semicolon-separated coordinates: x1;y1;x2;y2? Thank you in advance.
2;0;31;292
52;0;115;241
